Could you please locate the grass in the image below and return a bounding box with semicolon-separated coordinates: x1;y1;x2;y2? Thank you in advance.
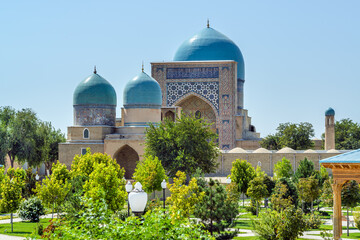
306;231;360;239
0;218;51;237
233;219;254;229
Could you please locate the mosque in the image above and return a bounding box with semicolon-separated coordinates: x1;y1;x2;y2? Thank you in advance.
58;23;345;178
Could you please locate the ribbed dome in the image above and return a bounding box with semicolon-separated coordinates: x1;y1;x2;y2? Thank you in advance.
174;27;245;80
325;107;335;116
73;72;116;106
123;71;162;109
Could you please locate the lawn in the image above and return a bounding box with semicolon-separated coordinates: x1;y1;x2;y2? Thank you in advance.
0;218;51;237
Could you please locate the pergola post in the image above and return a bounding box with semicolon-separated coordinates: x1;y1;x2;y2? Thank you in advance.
332;180;345;240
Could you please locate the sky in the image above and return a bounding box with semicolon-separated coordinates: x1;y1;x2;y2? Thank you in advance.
1;0;359;139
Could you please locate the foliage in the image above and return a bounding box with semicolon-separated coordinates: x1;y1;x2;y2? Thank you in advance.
0;107;38;167
297;176;321;211
83;162;126;212
225;182;240;202
354;211;360;230
270;181;293;211
294;157;315;180
333;118;360;150
23;168;37;199
305;212;323;229
133;155;168;194
32;121;65;172
230;159;255;205
166;171;204;221
319;166;329;185
194;178;239;237
260;122;315;150
34;222;44;236
71;149;125;180
145;114;219;178
273;157;293;180
48;198;214;240
263;175;275;199
247;176;268;216
0;174;23;213
17;197;45;222
253;207;307;240
34;162;71;214
341;180;360;208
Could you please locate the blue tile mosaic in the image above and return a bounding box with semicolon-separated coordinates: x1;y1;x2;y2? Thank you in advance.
166;81;219;111
166;67;219;79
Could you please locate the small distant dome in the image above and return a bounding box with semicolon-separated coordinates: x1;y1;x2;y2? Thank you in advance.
304;149;318;153
277;147;296;154
253;148;271;153
73;72;116;106
123;71;162;109
229;147;248;153
174;26;245;80
325;107;335;116
327;149;340;153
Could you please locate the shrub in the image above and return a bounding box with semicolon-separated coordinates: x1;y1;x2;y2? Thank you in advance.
33;222;44;236
354;211;360;230
253;207;307;240
245;199;257;216
305;212;323;229
17;197;45;222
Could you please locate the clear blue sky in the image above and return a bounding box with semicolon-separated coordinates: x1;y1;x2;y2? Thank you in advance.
1;0;359;139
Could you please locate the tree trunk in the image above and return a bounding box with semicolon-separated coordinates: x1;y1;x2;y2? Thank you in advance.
8;153;14;168
311;200;313;212
302;201;304;212
11;213;13;233
347;207;349;236
243;194;245;207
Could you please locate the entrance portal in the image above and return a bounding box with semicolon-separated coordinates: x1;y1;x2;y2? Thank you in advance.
114;145;139;179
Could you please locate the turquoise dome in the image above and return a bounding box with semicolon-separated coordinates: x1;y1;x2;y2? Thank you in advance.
174;27;245;80
325;107;335;116
73;72;117;106
123;71;162;109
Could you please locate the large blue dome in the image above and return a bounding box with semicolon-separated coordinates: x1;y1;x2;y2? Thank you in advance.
174;27;245;80
123;71;162;109
73;72;117;106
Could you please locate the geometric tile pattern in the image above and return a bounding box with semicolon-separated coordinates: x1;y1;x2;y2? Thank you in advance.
166;81;219;111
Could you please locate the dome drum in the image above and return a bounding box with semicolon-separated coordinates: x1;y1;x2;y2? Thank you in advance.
74;105;116;126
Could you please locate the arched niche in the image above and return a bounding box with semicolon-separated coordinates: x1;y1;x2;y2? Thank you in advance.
113;145;139;179
175;95;217;130
164;111;175;121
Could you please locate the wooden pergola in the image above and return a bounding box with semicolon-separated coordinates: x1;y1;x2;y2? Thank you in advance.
320;149;360;240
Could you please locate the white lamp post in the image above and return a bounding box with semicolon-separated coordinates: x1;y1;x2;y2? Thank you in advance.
161;179;167;209
125;181;133;216
128;182;148;216
35;174;40;181
226;177;231;184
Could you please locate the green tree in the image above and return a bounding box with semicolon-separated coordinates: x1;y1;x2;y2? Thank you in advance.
271;178;298;211
320;178;333;208
332;118;360;150
253;207;307;240
133;155;168;196
0;174;23;232
34;162;71;218
297;176;321;211
194;178;239;237
260;122;315;150
247;176;268;216
145;114;219;178
166;171;204;222
273;157;293;180
83;162;127;212
0;107;38;167
230;159;255;206
31;121;65;172
342;180;360;236
294;158;315;180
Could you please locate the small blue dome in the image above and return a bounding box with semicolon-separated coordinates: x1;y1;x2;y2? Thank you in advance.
123;71;162;109
325;107;335;116
73;72;116;106
174;27;245;80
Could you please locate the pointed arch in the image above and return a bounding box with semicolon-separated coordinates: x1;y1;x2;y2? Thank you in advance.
113;144;139;179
